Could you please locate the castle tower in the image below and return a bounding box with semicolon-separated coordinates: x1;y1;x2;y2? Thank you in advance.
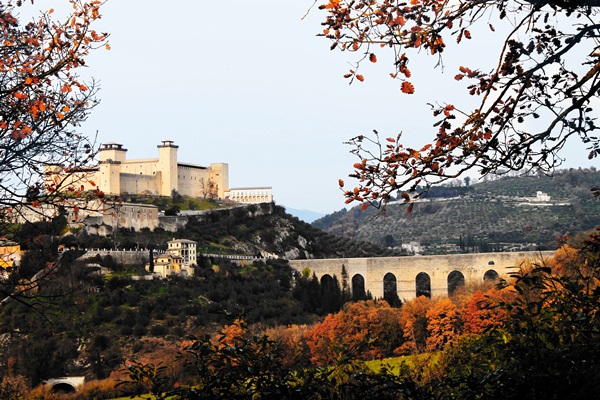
99;142;127;163
98;160;121;195
209;163;229;199
157;140;179;196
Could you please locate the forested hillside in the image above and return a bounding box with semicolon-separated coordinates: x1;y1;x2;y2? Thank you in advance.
313;169;600;254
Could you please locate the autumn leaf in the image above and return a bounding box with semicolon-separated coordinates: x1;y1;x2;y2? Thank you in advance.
394;16;405;26
369;53;377;63
401;81;415;94
338;179;345;187
325;0;340;9
356;74;365;82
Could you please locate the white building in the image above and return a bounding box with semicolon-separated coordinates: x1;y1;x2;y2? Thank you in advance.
225;187;273;204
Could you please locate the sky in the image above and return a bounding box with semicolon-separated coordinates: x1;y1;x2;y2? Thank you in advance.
23;0;598;215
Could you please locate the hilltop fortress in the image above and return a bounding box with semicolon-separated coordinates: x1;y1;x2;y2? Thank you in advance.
53;140;229;198
46;140;273;204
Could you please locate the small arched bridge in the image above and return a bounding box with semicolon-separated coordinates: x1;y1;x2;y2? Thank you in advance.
289;251;554;300
43;377;85;394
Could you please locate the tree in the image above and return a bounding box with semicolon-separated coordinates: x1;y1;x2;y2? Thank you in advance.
304;300;405;364
438;230;600;399
0;0;107;223
200;178;218;201
425;298;462;351
0;0;107;306
320;0;600;209
397;295;432;354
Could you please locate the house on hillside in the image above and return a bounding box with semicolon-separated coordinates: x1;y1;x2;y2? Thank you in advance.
167;238;197;266
535;191;551;202
145;238;197;278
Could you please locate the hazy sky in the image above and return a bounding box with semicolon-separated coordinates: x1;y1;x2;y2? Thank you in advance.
27;1;597;214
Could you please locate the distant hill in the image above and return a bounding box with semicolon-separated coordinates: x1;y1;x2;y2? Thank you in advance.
312;169;600;254
284;207;326;223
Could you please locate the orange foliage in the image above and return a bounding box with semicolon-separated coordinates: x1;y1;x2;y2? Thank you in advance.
220;320;247;347
397;295;432;354
264;324;311;368
463;288;514;334
425;298;462;351
304;300;404;365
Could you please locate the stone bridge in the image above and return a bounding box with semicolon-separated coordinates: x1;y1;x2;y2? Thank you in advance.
43;377;85;394
289;251;555;300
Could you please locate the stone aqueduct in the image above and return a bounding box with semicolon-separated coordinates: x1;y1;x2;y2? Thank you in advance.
289;251;555;300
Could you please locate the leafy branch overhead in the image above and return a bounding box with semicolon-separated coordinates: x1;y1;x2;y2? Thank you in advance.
0;0;108;215
321;0;600;208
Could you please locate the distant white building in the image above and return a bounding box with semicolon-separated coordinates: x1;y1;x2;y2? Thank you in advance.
535;191;551;202
225;187;273;204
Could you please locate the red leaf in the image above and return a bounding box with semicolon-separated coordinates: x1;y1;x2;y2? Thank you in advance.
401;81;415;94
369;53;377;63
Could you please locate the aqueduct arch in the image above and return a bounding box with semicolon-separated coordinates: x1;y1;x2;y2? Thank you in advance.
289;251;553;300
416;272;431;298
351;274;366;301
447;270;465;296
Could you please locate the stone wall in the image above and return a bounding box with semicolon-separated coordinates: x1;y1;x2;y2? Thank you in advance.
81;249;149;265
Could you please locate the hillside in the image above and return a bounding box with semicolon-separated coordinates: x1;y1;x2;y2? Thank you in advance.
312;169;600;254
160;203;401;259
63;203;401;260
0;204;398;387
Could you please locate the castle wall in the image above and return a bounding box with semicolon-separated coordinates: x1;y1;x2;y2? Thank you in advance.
177;165;210;197
120;173;161;196
119;159;159;175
